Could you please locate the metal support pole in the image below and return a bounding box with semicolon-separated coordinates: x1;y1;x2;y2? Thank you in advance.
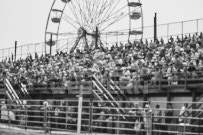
8;48;10;60
106;33;108;45
15;41;17;62
50;34;53;56
197;19;199;33
95;27;99;49
154;13;157;42
2;49;4;60
35;44;36;54
182;21;184;44
67;39;69;52
167;24;169;41
28;44;29;55
21;46;23;58
116;31;118;44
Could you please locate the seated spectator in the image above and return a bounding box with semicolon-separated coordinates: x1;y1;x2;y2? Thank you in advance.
188;62;198;79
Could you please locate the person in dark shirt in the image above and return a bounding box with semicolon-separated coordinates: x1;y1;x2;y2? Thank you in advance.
188;62;198;78
164;103;173;135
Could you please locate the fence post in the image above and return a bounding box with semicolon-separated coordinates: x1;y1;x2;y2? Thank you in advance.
77;81;83;135
44;106;47;133
89;91;93;134
25;105;28;130
8;100;11;128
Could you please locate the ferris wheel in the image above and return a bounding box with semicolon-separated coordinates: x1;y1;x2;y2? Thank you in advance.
45;0;143;54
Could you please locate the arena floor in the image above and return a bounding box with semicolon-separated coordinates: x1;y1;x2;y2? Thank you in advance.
0;123;114;135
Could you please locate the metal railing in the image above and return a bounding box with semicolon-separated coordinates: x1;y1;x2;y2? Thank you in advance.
1;65;203;94
0;18;202;61
1;99;203;135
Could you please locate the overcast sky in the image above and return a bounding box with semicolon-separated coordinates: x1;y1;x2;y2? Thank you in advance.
0;0;203;49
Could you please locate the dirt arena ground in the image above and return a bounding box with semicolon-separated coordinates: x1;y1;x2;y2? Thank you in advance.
0;129;74;135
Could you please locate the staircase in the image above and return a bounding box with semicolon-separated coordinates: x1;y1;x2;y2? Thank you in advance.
4;79;31;107
108;79;132;108
92;75;126;119
19;82;32;100
4;79;23;105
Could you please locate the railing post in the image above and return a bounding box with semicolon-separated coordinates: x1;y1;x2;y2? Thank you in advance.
44;106;47;133
21;46;23;58
184;66;187;90
35;44;37;54
8;100;11;128
2;49;4;60
197;19;199;33
159;68;162;91
25;105;28;130
15;41;17;62
89;89;93;134
167;24;169;41
28;44;30;56
182;21;184;45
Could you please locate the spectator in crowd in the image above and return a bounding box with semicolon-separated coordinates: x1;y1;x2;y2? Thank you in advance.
0;101;7;122
153;104;162;135
179;103;189;124
54;107;60;128
164;103;174;135
142;103;153;135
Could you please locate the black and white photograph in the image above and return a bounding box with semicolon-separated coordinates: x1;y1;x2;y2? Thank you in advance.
0;0;203;134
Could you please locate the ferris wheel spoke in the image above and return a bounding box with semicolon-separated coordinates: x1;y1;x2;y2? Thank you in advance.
60;15;78;29
100;14;128;31
97;5;127;26
97;0;120;26
62;13;81;27
58;31;78;37
73;0;87;27
96;0;115;25
68;2;82;27
90;0;103;24
94;0;110;25
100;8;138;32
69;2;83;26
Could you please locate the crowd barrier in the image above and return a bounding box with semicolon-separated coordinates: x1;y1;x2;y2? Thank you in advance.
0;99;203;135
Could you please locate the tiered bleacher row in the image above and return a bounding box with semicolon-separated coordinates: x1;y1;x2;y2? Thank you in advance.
0;32;203;94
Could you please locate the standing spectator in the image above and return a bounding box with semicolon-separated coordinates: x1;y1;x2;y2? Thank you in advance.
179;103;189;124
153;104;162;135
164;103;174;135
54;107;60;128
0;101;7;122
142;103;153;135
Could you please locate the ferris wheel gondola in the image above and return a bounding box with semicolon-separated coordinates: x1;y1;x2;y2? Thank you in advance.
45;0;143;54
